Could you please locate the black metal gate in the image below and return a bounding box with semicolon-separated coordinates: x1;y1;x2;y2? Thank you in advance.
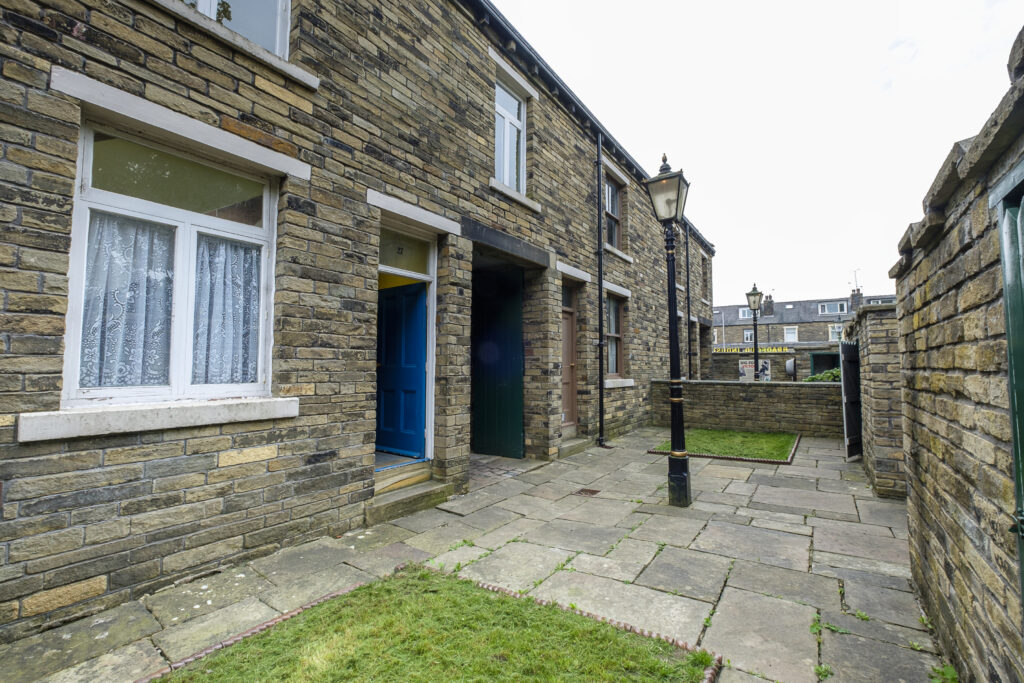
840;341;862;460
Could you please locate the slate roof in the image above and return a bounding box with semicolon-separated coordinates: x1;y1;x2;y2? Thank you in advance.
713;294;894;326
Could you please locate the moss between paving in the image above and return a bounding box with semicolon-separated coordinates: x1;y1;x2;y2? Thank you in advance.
656;429;797;461
166;569;713;682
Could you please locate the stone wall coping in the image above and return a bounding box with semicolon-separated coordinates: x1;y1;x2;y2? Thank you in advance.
848;303;898;327
487;177;542;213
652;378;838;388
146;0;320;90
50;67;312;180
17;397;300;443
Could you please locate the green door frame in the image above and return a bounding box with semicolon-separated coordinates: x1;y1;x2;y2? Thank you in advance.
989;163;1024;601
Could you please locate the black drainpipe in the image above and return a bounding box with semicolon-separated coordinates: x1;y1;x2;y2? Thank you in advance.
596;133;606;446
684;220;692;379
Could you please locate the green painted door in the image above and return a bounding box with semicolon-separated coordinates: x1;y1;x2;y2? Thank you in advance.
471;268;525;458
997;202;1024;592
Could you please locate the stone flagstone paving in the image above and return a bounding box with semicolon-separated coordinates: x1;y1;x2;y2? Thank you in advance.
2;428;942;682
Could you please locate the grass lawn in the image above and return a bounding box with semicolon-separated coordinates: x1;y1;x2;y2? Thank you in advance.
167;569;714;682
656;428;797;461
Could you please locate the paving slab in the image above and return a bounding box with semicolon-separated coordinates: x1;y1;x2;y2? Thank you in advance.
816;478;876;497
606;537;660;565
857;499;910;530
459;505;522;532
843;579;925;629
718;668;769;683
821;610;936;653
568;553;646;582
616;512;651;529
812;550;912;579
748;473;818;491
258;563;372;612
476;478;536;499
495;493;586;520
703;587;818;683
526;480;581;500
436;489;507;516
727;560;841;610
153;596;279;662
463;518;539;550
752;518;812;536
458;542;572;593
781;465;841;480
530;571;706;645
699;464;754;480
807;516;894;537
338;524;414;551
636;503;712;520
403;521;482;555
724;481;757;496
1;602;161;683
812;563;913;591
557;497;638;526
821;629;938;682
628;514;706;547
692;521;810;570
250;537;358;585
634;547;731;602
692;475;732;493
146;568;273;627
752;486;857;515
523;519;627;555
343;542;432;577
39;640;166;683
390;508;462;533
427;545;490;574
698;491;752;507
814;527;910;566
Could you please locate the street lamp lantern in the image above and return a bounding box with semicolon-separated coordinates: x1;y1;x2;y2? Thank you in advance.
645;154;690;223
746;283;763;381
643;154;691;508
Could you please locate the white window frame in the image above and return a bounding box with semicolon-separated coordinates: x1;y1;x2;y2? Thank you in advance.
494;81;526;193
784;326;798;342
743;329;754;343
193;0;291;58
829;324;844;342
818;301;847;315
62;125;276;407
738;308;753;319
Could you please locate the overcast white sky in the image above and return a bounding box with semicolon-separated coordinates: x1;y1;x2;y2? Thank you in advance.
490;0;1024;306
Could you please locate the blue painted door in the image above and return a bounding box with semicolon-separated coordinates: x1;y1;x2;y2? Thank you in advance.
376;282;427;458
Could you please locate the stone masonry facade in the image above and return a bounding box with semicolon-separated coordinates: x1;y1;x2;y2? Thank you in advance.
651;379;843;439
846;304;905;499
0;0;714;640
890;27;1024;681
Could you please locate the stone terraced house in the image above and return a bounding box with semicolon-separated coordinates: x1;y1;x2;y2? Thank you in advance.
0;0;714;640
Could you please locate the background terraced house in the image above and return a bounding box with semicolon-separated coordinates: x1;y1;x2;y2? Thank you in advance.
0;0;713;639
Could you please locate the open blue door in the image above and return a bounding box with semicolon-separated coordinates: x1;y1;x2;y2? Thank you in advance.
376;282;427;458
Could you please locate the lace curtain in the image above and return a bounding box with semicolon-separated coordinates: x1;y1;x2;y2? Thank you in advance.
192;234;261;384
79;211;174;387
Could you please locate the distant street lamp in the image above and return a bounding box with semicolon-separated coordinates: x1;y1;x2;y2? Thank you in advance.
746;284;764;381
644;154;691;507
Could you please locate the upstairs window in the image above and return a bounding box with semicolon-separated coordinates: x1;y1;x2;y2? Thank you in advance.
190;0;291;57
829;324;844;341
818;301;847;315
604;178;621;247
738;308;753;319
606;296;625;376
784;326;798;342
64;127;274;406
494;82;525;193
743;329;754;343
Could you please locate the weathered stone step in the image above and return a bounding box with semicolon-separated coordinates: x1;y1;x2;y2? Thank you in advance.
365;480;454;526
558;437;593;459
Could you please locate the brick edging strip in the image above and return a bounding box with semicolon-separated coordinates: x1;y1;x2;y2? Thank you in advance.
135;566;724;682
473;580;724;683
646;433;801;466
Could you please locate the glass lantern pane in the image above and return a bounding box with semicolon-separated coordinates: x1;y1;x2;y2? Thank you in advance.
380;229;430;274
92;133;264;226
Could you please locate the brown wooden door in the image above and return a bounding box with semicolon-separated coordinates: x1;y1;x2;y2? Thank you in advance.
561;301;577;427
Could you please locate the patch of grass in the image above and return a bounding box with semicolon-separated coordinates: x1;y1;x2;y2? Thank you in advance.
930;663;959;683
815;663;834;680
854;610;870;621
655;429;796;461
166;569;713;682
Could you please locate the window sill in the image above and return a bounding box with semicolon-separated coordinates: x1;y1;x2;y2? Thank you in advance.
148;0;319;91
603;243;634;264
17;397;299;443
604;378;635;389
489;178;542;213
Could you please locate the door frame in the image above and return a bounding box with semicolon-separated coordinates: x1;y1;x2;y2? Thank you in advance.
378;248;436;463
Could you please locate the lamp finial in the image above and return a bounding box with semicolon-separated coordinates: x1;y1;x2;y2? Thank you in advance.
659;153;671;174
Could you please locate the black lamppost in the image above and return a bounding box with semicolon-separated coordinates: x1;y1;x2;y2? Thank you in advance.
746;284;764;381
644;154;691;507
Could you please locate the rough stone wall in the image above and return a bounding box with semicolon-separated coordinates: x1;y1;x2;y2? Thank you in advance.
710;347;836;381
891;28;1024;680
718;320;843;346
846;305;905;498
650;380;843;438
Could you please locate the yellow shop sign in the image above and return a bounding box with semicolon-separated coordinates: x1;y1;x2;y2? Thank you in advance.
718;347;793;354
